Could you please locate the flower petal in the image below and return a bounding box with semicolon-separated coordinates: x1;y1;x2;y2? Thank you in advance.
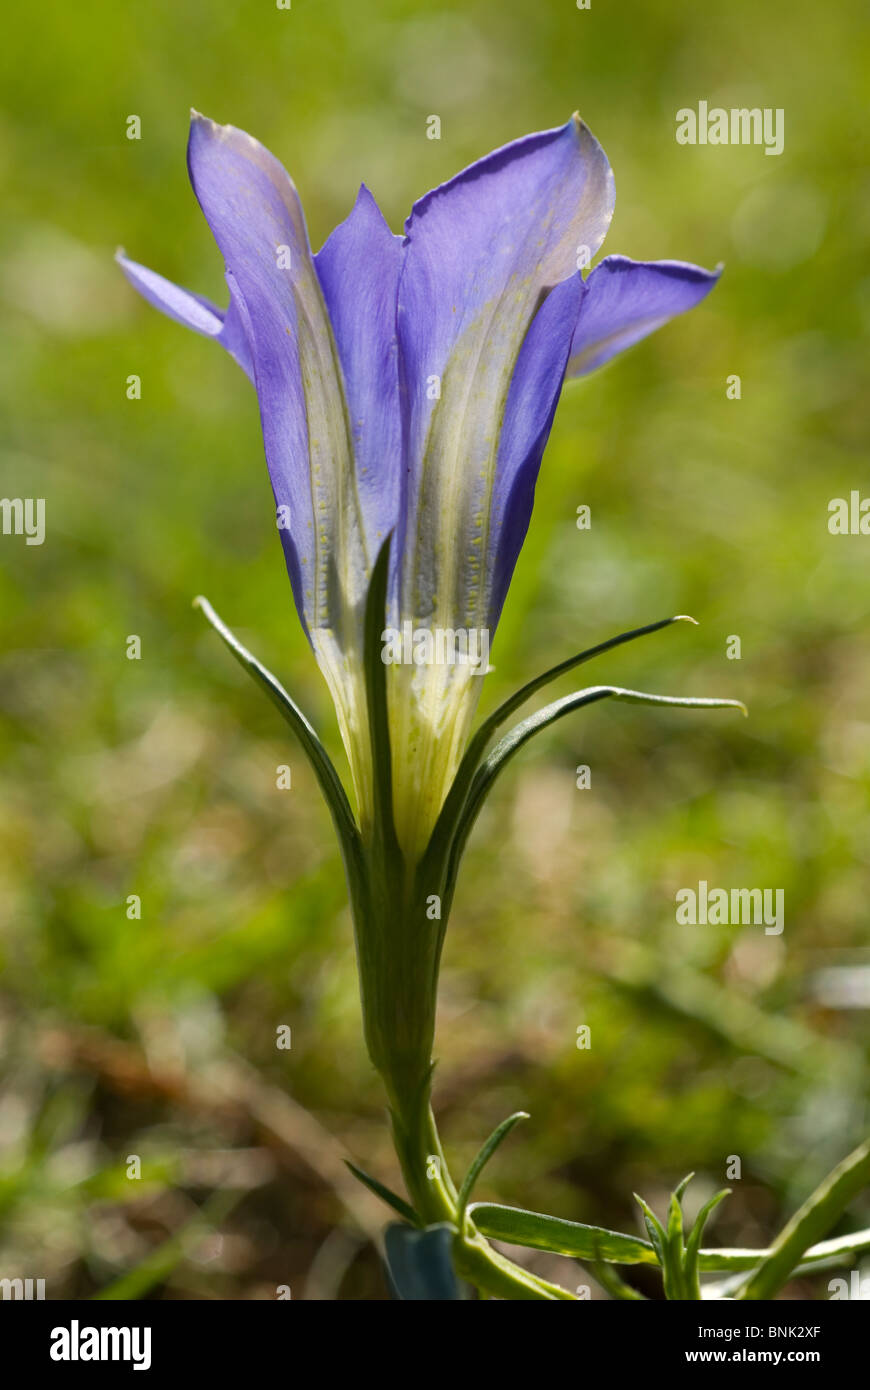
115;250;254;379
488;272;585;628
186;112;368;640
186;113;375;824
387;273;585;861
565;255;720;377
396;115;614;637
387;117;613;857
314;185;404;570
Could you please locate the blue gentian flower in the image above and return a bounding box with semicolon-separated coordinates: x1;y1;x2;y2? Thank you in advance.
119;112;718;859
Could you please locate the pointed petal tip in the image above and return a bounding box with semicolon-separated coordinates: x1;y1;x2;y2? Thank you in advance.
405;112;614;245
187;112;300;193
351;181;397;235
188;109;237;145
569;110;594;140
352;182;377;215
189;109;227;140
569;110;615;198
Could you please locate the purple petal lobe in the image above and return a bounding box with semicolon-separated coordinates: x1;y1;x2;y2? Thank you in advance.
185;113;367;645
566;255;720;377
397;116;614;636
116;252;222;333
116;251;255;379
488;272;585;629
314;185;404;569
185;115;378;822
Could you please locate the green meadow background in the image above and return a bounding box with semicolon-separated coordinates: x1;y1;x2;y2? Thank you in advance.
1;0;868;1298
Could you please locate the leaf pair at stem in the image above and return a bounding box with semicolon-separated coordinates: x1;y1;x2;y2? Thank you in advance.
359;1122;870;1301
195;535;745;885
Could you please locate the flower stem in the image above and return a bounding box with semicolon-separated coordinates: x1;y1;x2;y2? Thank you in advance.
386;1074;576;1300
353;839;576;1298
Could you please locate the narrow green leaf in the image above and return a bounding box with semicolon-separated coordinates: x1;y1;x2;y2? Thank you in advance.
662;1175;696;1301
193;596;362;880
432;616;696;855
456;1112;529;1231
443;684;746;894
697;1225;870;1273
344;1160;420;1227
469;1207;870;1287
705;1235;870;1297
470;1202;657;1265
423;1096;460;1205
663;1191;687;1300
635;1193;667;1268
362;535;400;854
469;1203;870;1278
794;1226;870;1265
735;1136;870;1300
684;1190;731;1297
674;1172;695;1203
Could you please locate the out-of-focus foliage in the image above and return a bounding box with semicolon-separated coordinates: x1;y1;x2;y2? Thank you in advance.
0;0;868;1299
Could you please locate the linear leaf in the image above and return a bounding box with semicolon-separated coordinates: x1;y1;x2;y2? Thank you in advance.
468;1203;870;1276
664;1190;687;1300
698;1226;870;1273
362;534;399;852
194;596;362;881
444;685;746;893
432;616;696;855
635;1193;667;1268
674;1172;695;1203
456;1112;528;1230
470;1202;657;1265
794;1226;870;1265
684;1190;730;1296
344;1160;419;1227
469;1206;870;1278
704;1235;870;1297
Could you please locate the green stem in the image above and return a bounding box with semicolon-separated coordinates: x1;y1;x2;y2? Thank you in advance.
385;1070;576;1300
352;836;576;1298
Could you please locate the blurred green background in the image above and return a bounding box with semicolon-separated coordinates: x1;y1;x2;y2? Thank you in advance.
1;0;868;1299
